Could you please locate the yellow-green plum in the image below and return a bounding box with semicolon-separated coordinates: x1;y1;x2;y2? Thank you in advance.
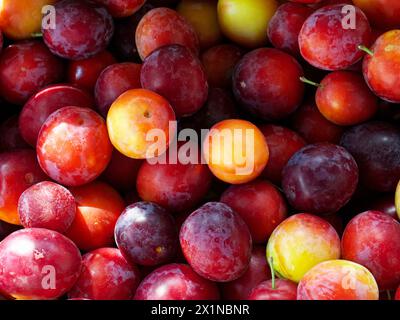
217;0;278;48
266;213;340;283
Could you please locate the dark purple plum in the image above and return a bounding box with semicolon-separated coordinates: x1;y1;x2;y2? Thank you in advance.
115;202;179;266
282;143;359;214
340;121;400;192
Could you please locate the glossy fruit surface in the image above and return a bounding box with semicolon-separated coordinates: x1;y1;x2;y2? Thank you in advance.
0;41;64;105
134;264;220;300
297;260;379;300
233;48;304;121
259;125;306;184
180;202;252;282
107;89;176;159
342;210;400;290
95;63;142;117
115;202;179;266
299;4;371;70
268;3;314;56
37;106;112;187
42;0;114;60
0;228;82;300
68;248;141;300
248;279;297;300
67;51;116;92
136;7;199;60
65;182;125;251
0;150;48;225
141;45;208;118
0;0;57;40
291;101;345;144
340;121;400;192
203;119;269;184
220;246;271;300
19;84;94;147
221;180;288;243
352;0;400;30
217;0;278;48
92;0;146;17
362;30;400;103
316;71;378;126
267;213;341;282
282;143;358;214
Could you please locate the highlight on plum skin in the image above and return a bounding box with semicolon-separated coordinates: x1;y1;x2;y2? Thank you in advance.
179;202;252;282
0;228;82;300
68;247;141;300
134;263;220;300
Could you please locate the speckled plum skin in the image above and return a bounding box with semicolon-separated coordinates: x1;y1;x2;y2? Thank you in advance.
221;180;288;243
42;0;114;60
340;121;400;192
115;202;179;266
248;279;298;300
0;228;82;300
179;202;252;282
221;246;271;300
141;45;208;118
299;4;372;71
19;84;94;147
291;101;345;144
135;7;199;60
0;41;64;105
36;106;113;187
282;143;358;214
136;142;213;213
297;260;379;300
362;30;400;103
17;181;76;234
232;48;304;121
259;125;306;184
0;116;29;151
342;211;400;291
134;264;220;300
268;3;314;56
95;63;142;117
68;248;141;300
0;149;48;225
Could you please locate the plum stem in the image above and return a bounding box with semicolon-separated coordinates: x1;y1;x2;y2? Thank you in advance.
268;257;276;290
31;32;43;38
358;45;374;56
299;76;322;88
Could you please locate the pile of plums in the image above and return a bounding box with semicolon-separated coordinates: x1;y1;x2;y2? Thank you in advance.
1;0;400;301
